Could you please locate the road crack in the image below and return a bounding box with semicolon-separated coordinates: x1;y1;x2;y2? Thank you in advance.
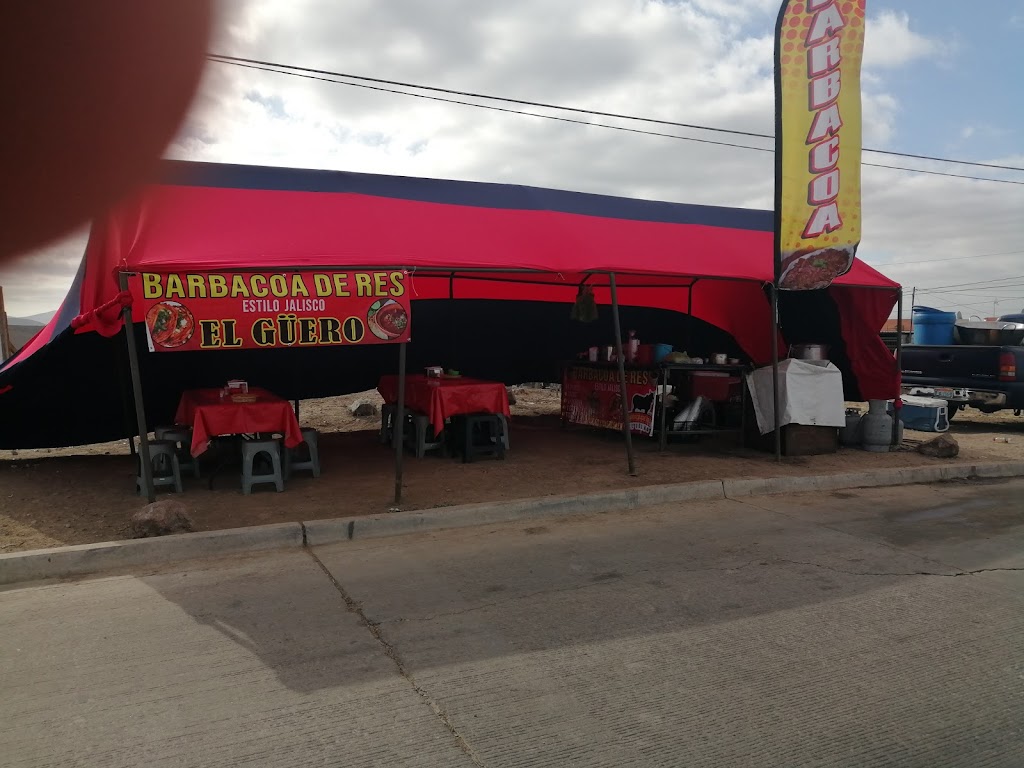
305;547;486;767
774;558;1024;578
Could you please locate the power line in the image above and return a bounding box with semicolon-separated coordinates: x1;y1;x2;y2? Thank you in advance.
921;289;1024;299
207;56;1024;186
877;249;1024;267
213;58;774;154
916;274;1024;291
208;54;1024;174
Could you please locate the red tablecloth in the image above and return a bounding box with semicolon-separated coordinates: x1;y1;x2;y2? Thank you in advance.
378;374;510;437
175;387;304;456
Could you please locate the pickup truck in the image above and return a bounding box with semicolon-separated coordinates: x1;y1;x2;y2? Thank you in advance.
901;344;1024;418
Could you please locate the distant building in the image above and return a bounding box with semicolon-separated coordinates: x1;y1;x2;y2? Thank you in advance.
880;318;913;351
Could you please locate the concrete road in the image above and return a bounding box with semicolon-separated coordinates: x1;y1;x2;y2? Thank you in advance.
3;479;1024;767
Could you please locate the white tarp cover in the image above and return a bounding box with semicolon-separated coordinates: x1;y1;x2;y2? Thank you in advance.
747;359;845;434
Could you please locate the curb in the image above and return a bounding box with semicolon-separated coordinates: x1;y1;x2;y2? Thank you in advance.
0;522;303;586
722;461;1024;498
3;462;1024;585
303;480;726;547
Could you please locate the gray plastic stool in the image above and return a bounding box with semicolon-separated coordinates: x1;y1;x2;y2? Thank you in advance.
454;413;505;463
136;439;183;494
406;412;444;458
241;439;284;494
285;428;321;478
379;403;396;444
495;414;510;451
154;426;200;478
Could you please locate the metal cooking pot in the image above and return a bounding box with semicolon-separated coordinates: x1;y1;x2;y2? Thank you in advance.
789;343;830;361
953;321;1024;346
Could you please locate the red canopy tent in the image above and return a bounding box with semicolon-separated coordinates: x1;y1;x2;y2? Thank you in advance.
0;160;899;464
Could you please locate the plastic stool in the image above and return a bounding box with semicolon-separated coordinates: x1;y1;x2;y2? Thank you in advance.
406;412;445;458
455;413;505;463
495;413;510;451
285;428;321;478
379;403;396;444
241;439;284;494
154;426;200;478
136;439;183;494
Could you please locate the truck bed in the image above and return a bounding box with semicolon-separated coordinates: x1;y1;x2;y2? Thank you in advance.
901;345;1024;412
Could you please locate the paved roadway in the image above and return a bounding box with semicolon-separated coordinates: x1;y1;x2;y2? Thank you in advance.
3;479;1024;767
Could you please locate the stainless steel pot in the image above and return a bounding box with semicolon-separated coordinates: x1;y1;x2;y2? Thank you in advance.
953;321;1024;346
789;343;830;360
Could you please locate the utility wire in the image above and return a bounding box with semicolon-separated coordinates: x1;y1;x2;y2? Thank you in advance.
208;56;1024;187
212;58;774;154
209;54;1024;174
877;249;1024;267
916;274;1024;291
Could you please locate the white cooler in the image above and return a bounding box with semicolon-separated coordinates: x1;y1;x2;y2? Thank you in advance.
893;395;949;433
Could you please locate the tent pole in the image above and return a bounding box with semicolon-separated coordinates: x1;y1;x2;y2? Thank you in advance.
449;272;456;369
393;341;407;505
892;288;903;446
686;279;697;354
609;273;637;476
770;284;782;462
114;332;137;456
118;272;155;502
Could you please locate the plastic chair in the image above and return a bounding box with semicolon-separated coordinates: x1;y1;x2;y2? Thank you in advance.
406;412;445;458
285;427;321;478
241;438;284;494
136;439;183;494
454;413;505;463
379;404;396;444
154;425;200;478
495;413;511;451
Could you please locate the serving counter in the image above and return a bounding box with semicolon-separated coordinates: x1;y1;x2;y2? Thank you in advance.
560;361;749;447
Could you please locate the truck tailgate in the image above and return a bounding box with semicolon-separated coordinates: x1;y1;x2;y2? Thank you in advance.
901;345;1004;388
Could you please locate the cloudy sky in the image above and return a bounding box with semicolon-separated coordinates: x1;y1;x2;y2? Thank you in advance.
3;0;1023;320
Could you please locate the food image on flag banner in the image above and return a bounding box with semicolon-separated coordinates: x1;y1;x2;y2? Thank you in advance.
129;270;411;351
774;0;866;290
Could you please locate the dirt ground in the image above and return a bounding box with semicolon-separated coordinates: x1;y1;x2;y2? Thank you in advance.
3;386;1023;553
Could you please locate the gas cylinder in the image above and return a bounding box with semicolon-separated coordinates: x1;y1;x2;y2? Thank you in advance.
839;409;862;447
861;399;893;452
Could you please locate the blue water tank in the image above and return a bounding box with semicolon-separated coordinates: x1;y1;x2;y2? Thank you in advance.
912;306;956;345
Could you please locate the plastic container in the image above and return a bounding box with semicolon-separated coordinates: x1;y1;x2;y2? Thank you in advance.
690;372;739;401
912;306;956;346
627;331;640;363
652;343;673;363
889;395;949;433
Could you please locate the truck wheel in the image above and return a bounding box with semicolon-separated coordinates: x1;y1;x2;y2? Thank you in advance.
947;404;963;420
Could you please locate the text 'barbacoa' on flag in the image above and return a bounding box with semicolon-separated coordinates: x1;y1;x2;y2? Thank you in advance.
774;0;866;290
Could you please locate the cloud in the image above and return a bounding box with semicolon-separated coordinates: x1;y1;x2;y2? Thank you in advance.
2;0;1020;324
863;10;946;69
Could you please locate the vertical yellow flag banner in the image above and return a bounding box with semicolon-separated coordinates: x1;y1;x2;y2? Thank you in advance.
774;0;866;290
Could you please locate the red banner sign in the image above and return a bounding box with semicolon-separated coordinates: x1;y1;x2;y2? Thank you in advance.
561;365;658;436
130;271;411;351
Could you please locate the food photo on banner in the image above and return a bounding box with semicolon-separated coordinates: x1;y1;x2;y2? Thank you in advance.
774;0;866;291
129;270;411;351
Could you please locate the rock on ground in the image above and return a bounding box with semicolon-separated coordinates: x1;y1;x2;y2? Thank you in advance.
130;500;196;538
918;433;959;458
349;401;378;418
